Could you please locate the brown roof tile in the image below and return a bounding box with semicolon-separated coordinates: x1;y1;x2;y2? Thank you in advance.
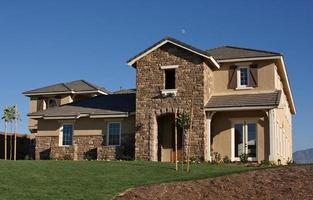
205;91;281;110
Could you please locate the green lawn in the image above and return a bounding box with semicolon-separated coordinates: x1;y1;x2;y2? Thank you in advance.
0;161;258;200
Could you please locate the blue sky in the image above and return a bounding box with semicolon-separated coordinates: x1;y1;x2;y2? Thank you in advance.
0;0;312;152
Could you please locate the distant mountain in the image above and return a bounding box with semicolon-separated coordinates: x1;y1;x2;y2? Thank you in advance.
293;148;313;164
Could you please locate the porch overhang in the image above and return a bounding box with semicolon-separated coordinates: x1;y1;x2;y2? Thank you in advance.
205;91;281;112
205;105;276;112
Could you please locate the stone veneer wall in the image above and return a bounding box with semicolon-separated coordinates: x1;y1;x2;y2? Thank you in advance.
135;43;213;161
35;135;134;160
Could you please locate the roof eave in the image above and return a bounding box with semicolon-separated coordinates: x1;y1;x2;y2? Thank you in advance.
204;105;277;112
23;90;107;97
127;38;220;69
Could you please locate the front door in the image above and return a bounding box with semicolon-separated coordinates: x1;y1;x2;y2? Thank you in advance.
233;121;257;161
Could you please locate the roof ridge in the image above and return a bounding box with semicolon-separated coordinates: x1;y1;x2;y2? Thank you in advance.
62;82;72;91
219;45;282;55
80;79;100;90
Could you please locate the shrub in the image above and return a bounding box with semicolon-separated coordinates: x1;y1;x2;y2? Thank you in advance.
239;153;248;163
84;149;97;161
222;156;231;164
260;160;274;166
212;152;221;164
287;157;294;165
277;159;282;165
63;154;72;160
24;154;33;160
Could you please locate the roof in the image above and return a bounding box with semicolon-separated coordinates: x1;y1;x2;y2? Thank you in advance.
28;93;136;119
113;88;136;94
205;91;281;111
23;80;110;96
127;36;220;69
207;46;282;60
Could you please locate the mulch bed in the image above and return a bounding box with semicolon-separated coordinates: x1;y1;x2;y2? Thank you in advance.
114;165;313;200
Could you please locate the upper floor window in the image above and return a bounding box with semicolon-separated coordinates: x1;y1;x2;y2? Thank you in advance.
229;64;258;89
60;124;73;146
238;67;249;87
48;98;58;108
107;122;121;146
165;69;176;89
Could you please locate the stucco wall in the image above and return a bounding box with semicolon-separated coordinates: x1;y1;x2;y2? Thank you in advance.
273;64;293;163
213;60;276;95
211;110;269;162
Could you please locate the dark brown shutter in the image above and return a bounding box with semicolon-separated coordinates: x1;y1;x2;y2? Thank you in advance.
249;64;258;87
37;99;44;111
228;65;237;89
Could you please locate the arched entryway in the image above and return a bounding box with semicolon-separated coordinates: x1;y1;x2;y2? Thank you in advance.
157;113;182;162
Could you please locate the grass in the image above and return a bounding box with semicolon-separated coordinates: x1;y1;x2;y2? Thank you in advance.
0;160;259;200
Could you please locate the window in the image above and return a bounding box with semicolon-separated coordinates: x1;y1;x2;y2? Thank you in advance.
165;69;176;89
48;98;57;108
239;67;249;87
232;121;257;161
107;122;121;146
60;124;73;146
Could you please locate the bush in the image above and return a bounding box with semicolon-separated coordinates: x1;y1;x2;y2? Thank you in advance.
239;153;248;163
222;156;231;164
63;154;72;160
260;160;274;166
84;149;97;161
24;154;33;160
287;157;294;165
212;152;221;164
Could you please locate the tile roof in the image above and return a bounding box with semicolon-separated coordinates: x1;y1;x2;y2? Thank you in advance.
207;46;282;60
127;36;214;67
113;88;136;94
23;80;110;96
28;93;135;118
205;91;281;110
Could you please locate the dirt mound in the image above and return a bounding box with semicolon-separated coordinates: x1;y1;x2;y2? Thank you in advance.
115;165;313;200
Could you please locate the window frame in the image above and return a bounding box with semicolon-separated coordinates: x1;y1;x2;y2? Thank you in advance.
230;118;258;162
160;65;178;96
59;123;74;147
236;66;250;89
164;69;176;90
47;98;58;108
106;122;122;146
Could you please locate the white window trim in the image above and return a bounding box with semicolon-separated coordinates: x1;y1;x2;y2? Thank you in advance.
106;122;122;146
231;119;258;162
59;123;74;147
160;65;179;69
161;89;177;97
236;66;252;89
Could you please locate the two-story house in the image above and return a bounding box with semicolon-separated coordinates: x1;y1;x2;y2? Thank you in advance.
24;37;295;164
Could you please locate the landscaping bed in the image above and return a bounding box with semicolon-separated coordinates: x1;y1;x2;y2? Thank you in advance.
115;165;313;200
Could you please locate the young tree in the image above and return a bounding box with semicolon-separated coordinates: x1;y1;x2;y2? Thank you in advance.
177;111;191;171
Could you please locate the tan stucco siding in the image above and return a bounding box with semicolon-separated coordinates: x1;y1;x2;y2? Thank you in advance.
212;60;276;95
273;63;293;163
60;95;73;105
36;116;135;140
211;111;269;162
275;90;293;163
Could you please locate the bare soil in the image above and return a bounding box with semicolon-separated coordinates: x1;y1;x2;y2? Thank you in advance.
114;165;313;200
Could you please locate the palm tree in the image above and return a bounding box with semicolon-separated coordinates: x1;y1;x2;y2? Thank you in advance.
12;105;21;161
2;106;14;160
